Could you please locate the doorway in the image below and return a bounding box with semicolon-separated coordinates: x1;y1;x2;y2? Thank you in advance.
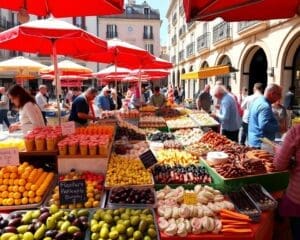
292;46;300;103
249;48;267;94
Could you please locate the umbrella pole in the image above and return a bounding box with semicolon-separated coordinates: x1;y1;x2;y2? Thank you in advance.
139;67;142;105
52;39;62;125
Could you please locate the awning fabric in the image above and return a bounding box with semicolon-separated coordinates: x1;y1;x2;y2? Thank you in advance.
181;65;234;80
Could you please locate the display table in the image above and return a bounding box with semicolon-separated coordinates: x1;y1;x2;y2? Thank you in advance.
160;211;274;240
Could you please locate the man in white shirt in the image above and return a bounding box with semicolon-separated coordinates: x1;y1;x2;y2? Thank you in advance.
35;85;51;121
240;82;263;145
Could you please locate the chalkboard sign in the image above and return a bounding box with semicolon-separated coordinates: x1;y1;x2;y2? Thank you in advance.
59;179;87;205
139;150;157;169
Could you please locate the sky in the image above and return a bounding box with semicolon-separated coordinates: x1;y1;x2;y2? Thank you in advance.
128;0;169;46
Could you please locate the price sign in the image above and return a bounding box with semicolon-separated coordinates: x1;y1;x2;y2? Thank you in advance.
183;192;198;205
59;179;87;205
139;150;157;169
0;148;19;167
61;121;75;136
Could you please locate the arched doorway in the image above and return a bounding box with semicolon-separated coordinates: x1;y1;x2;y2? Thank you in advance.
199;61;209;91
249;48;267;94
181;68;186;100
216;55;231;86
189;65;194;99
292;46;300;103
177;70;180;88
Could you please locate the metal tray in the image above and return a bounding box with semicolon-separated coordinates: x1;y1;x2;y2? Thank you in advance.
0;174;56;211
88;207;160;240
242;184;278;211
227;190;262;222
106;186;157;208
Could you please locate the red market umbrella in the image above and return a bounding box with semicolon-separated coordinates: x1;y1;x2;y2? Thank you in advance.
139;57;173;70
96;65;131;78
41;74;89;87
0;18;107;123
183;0;300;22
0;0;124;18
79;38;155;69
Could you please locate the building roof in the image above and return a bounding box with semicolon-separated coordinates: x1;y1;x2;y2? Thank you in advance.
99;0;160;20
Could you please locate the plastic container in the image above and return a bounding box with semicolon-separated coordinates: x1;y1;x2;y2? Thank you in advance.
46;135;57;151
35;134;46;151
79;141;89;156
68;141;78;155
206;151;229;166
58;141;68;155
242;184;278;211
24;134;35;151
89;142;98;156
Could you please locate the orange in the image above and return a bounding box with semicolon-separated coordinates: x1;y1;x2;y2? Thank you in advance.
36;189;43;196
21;197;28;204
18;165;25;175
0;185;7;191
21;172;29;179
18;179;26;186
13;179;19;185
2;179;9;185
7;186;13;192
18;186;25;193
6;198;13;205
14;199;21;205
34;196;41;203
2;199;7;206
23;191;28;197
9;173;17;179
28;197;35;204
1;191;8;198
0;171;4;179
3;173;10;179
84;201;92;208
9;166;18;173
92;200;100;208
12;186;19;192
0;179;3;185
13;192;21;199
25;183;32;191
28;191;35;198
8;192;14;198
30;184;38;191
8;179;14;186
0;198;3;205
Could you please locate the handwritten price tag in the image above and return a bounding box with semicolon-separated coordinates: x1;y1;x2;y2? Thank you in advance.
61;121;75;136
0;148;19;167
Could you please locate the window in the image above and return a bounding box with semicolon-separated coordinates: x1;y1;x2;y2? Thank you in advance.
73;17;86;29
145;44;154;54
203;22;208;33
143;25;153;39
106;24;118;39
144;7;149;15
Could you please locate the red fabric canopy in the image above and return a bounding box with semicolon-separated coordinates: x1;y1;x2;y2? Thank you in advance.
183;0;300;22
0;0;124;17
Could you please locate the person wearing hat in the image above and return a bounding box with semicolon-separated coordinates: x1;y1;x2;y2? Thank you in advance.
97;86;112;111
69;87;98;126
35;85;51;122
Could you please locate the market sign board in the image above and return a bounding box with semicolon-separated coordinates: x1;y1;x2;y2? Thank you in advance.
139;149;157;169
59;179;87;205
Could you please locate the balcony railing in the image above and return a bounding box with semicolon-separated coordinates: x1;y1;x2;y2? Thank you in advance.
106;31;118;39
186;42;195;58
171;55;176;64
179;50;185;62
237;21;260;32
197;32;210;52
213;22;232;44
143;32;153;40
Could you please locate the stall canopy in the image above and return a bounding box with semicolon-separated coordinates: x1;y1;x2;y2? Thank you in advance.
0;0;124;18
183;0;300;22
181;65;237;80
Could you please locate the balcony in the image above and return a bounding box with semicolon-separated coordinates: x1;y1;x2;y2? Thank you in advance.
213;22;232;46
143;32;153;40
106;31;118;39
197;32;210;53
179;25;186;39
186;42;195;58
171;55;176;64
237;21;268;36
179;50;185;62
171;35;177;46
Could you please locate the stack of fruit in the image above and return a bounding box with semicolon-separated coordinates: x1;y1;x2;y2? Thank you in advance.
189;113;219;126
0;138;25;151
47;170;105;209
0;206;89;240
90;208;158;240
0;162;54;206
105;154;153;187
139;105;157;112
139;116;166;128
115;120;146;140
24;126;62;152
166;116;197;129
173;128;203;146
156;185;234;237
155;149;198;166
148;132;175;142
185;142;213;157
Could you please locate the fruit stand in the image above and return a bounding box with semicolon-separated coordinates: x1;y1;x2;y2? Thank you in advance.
0;108;288;240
